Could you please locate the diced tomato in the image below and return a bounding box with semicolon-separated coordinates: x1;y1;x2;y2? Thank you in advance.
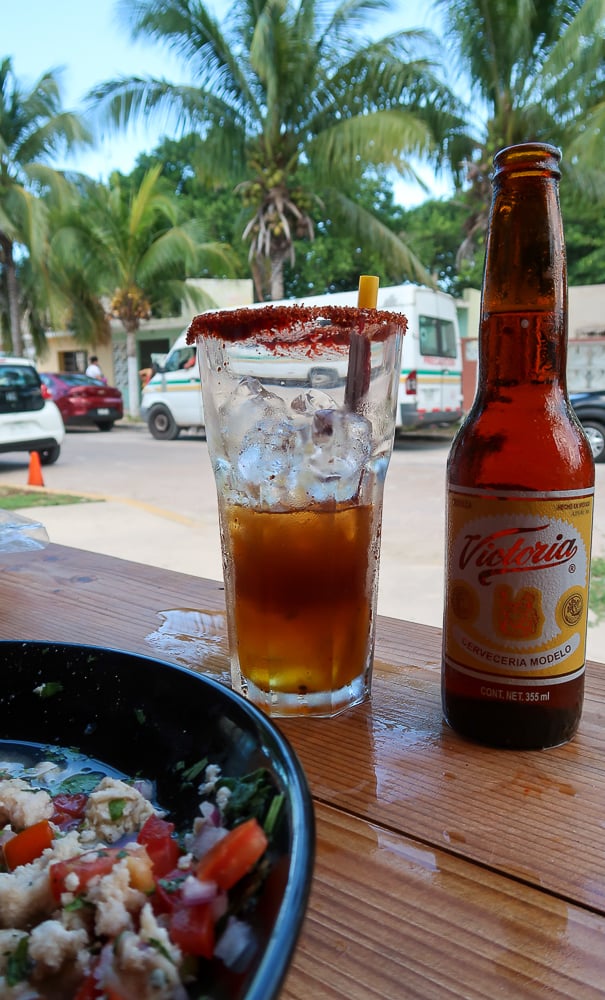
52;792;88;817
169;901;215;958
74;972;103;1000
137;814;180;878
74;968;127;1000
51;792;88;831
74;973;101;1000
50;847;125;901
195;817;268;891
3;819;54;870
151;867;188;915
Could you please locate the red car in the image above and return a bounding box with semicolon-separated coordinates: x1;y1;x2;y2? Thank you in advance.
40;373;123;431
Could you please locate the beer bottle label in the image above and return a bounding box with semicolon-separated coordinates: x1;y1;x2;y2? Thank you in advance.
444;487;594;687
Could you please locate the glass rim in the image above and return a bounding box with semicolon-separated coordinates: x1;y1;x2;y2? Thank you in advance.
187;303;407;346
493;141;561;179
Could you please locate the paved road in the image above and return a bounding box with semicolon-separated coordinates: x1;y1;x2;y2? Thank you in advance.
3;422;605;659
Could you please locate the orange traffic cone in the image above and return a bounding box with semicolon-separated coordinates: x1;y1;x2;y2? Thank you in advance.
27;451;45;488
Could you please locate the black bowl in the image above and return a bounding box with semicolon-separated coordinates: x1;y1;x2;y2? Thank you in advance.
0;640;314;1000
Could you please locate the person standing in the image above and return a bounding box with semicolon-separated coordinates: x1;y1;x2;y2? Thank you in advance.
86;356;105;382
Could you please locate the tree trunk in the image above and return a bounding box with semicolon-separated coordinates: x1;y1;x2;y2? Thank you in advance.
125;327;140;419
250;259;265;301
251;256;273;301
269;254;285;301
0;235;23;355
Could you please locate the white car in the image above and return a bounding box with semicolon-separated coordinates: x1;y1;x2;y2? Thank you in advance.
0;356;65;464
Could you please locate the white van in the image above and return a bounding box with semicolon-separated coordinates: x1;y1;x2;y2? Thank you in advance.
292;284;464;431
140;284;463;439
402;286;462;428
141;340;203;439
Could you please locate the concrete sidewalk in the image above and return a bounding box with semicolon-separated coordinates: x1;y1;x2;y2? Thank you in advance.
10;487;605;664
12;490;442;620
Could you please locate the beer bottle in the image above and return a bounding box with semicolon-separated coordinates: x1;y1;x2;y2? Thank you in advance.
442;142;595;749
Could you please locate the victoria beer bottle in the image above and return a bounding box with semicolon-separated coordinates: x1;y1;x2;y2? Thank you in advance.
442;143;594;749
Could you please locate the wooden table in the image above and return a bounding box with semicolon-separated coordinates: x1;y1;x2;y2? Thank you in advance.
2;543;605;998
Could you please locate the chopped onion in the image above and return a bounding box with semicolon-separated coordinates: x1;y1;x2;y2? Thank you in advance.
214;916;256;972
109;831;138;849
199;801;221;825
180;876;218;905
133;778;155;801
0;829;16;848
93;943;114;985
190;823;228;859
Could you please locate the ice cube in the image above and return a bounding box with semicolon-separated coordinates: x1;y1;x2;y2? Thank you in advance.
237;418;306;505
306;410;372;502
219;376;288;461
290;388;337;415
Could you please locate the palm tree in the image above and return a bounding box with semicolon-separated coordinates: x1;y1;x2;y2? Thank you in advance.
0;58;90;354
435;0;605;267
51;165;236;415
89;0;466;300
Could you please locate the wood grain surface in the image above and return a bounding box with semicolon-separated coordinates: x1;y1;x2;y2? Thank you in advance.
2;543;605;998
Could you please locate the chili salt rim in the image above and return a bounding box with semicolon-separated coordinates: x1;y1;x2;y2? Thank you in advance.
186;303;407;346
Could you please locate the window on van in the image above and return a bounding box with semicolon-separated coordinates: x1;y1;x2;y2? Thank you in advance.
418;316;458;359
165;347;196;371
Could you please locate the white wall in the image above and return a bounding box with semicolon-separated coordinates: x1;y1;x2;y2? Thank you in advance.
460;284;605;340
569;285;605;338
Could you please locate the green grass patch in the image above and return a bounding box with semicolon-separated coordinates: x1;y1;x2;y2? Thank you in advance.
589;558;605;625
0;487;95;510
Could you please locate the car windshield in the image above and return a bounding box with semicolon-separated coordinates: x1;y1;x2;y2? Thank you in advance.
0;363;44;414
60;374;105;387
0;365;40;388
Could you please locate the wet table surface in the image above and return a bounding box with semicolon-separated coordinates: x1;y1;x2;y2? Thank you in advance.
2;543;605;998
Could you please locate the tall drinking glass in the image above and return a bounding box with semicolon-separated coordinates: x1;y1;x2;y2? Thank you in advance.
187;304;406;717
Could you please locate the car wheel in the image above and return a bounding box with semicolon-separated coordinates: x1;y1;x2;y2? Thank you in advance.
38;444;61;465
309;366;340;389
580;420;605;463
148;406;180;441
96;421;114;432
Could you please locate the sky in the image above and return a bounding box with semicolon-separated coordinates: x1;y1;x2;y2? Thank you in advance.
2;0;452;205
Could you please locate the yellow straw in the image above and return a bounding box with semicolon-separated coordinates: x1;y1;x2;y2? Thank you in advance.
357;274;379;308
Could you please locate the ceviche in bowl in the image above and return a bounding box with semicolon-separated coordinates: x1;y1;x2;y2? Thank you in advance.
0;641;315;1000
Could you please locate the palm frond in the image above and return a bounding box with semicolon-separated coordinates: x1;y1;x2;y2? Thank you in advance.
88;0;469;300
1;185;49;259
159;277;218;313
308;109;434;185
328;188;436;287
21;164;75;207
115;0;262;120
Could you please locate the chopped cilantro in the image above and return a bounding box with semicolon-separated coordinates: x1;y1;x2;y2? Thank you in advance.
218;769;276;827
149;937;176;963
6;937;31;986
264;792;284;837
64;897;91;912
53;771;106;796
109;799;126;821
33;681;63;699
158;875;186;894
181;758;209;783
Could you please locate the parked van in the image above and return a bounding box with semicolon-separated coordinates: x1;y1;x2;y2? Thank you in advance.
140;284;463;439
141;340;202;439
296;284;463;431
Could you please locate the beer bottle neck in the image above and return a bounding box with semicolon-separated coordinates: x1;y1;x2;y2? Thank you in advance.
478;144;567;390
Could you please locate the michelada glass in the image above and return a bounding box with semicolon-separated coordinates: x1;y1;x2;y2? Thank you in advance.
187;303;406;717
